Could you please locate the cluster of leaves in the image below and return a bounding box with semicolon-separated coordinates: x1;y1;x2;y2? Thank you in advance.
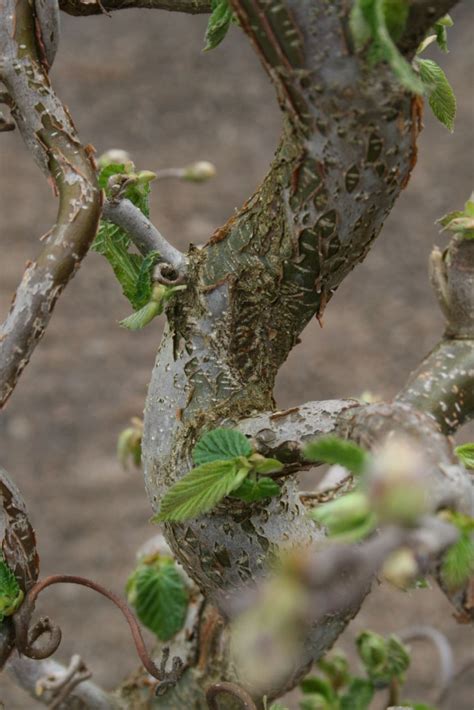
350;1;455;131
437;194;474;240
126;553;189;641
0;554;23;622
93;161;184;330
274;631;434;710
305;436;474;590
154;429;283;522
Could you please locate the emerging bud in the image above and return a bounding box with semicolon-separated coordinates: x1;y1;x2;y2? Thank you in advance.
367;436;428;526
382;547;419;590
98;148;132;169
183;160;216;182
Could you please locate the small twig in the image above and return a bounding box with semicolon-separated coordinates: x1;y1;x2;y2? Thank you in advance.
206;681;257;710
102;198;185;270
13;574;184;695
8;653;115;709
35;653;92;709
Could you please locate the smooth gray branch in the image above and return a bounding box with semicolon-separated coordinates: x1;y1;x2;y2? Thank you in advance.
7;652;117;709
102;199;185;271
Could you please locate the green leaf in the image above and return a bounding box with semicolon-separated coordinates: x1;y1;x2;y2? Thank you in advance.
300;676;337;701
251;456;284;475
93;221;144;306
98;162;128;190
441;533;474;589
231;477;281;503
154;459;250;522
133;251;161;309
193;428;252;465
299;695;335;710
310;492;377;542
455;443;474;470
416;34;436;55
434;14;453;52
126;556;188;641
204;0;233;51
0;556;24;622
304;436;369;476
340;678;374;710
418;58;456;131
119;300;162;330
317;650;351;690
356;631;410;687
350;2;371;49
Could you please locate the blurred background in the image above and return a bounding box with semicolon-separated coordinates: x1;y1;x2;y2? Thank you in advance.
0;3;473;707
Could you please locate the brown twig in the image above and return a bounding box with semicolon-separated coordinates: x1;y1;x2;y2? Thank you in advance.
206;681;257;710
13;575;184;695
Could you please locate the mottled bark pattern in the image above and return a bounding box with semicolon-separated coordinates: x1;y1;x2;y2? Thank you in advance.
142;0;426;695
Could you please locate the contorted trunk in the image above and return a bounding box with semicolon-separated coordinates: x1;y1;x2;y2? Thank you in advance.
141;0;430;697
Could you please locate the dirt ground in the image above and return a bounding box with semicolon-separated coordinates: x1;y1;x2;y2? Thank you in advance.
0;4;473;708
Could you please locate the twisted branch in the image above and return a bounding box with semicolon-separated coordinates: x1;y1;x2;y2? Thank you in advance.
0;0;101;408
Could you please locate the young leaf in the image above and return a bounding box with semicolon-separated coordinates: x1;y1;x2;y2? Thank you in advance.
93;221;143;306
119;300;162;330
0;556;24;621
340;678;374;710
250;456;284;475
310;492;377;542
418;58;456;132
317;650;350;690
441;533;474;589
154;459;250;522
304;436;369;476
126;556;188;641
204;0;233;51
133;251;161;309
434;14;453;52
300;675;337;702
231;477;281;503
356;631;410;686
455;443;474;470
193;428;252;465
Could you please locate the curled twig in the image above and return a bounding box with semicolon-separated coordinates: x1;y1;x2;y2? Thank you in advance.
12;575;184;695
153;261;187;287
206;681;257;710
397;625;455;697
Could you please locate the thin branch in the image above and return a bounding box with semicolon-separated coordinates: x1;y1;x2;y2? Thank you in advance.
58;0;211;16
102;198;185;271
7;652;117;709
0;0;101;409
